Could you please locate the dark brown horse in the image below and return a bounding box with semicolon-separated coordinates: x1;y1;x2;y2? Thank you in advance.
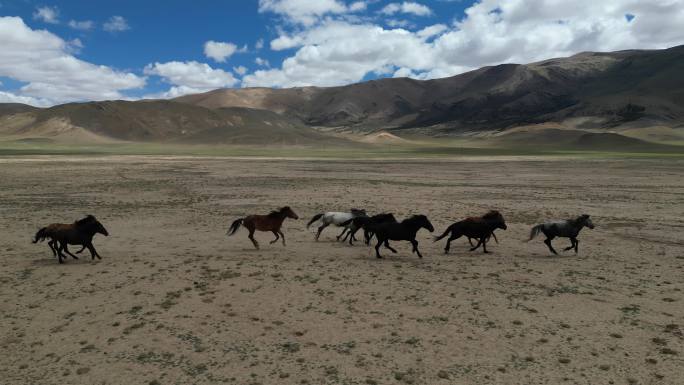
434;210;507;254
227;206;299;249
33;215;109;263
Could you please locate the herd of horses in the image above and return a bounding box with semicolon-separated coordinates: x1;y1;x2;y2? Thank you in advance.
33;208;595;264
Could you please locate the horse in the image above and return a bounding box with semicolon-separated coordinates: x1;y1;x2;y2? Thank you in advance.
306;209;366;241
340;213;397;245
528;214;595;255
434;210;507;254
369;215;434;259
33;215;109;263
227;206;299;249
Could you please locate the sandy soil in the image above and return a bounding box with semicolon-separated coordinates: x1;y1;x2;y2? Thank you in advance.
1;156;683;385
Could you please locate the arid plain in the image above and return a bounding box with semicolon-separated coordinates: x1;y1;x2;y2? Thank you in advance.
1;156;683;385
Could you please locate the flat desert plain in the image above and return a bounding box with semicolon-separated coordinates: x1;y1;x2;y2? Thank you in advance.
1;156;683;385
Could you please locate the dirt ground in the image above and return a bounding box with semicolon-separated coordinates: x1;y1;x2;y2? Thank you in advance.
1;156;682;385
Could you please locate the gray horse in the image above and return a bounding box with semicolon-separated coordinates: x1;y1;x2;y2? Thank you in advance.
528;214;595;254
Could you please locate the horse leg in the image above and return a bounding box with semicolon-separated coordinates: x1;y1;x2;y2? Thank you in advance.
248;229;259;250
444;234;459;254
467;237;475;247
56;243;68;264
75;245;86;254
347;227;359;245
62;244;79;260
278;230;286;246
269;231;280;244
374;238;383;259
481;238;489;254
411;239;423;259
563;238;575;251
384;240;397;253
573;238;579;254
469;237;484;252
364;230;373;245
544;237;558;255
48;239;57;257
336;227;348;241
315;223;328;241
85;243;101;260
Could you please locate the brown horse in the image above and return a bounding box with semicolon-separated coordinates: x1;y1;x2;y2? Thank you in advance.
33;215;109;263
434;210;507;254
227;206;299;249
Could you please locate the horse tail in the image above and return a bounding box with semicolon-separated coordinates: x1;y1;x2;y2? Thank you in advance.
528;224;543;241
306;213;324;229
33;227;48;243
433;223;456;242
227;218;243;236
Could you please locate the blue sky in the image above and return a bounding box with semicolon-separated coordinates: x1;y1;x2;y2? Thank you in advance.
1;0;683;106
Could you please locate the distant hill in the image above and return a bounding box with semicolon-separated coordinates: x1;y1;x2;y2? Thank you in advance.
1;45;684;149
176;45;684;134
0;100;347;145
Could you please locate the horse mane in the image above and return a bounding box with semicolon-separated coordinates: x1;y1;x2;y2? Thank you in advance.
75;215;96;226
401;215;425;224
482;210;501;219
268;207;290;218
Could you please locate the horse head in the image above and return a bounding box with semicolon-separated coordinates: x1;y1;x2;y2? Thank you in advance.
579;214;594;229
282;206;299;219
409;215;434;232
351;208;367;217
484;210;507;230
76;215;109;236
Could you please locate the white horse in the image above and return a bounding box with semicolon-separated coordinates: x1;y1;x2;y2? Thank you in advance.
306;209;367;241
528;214;595;254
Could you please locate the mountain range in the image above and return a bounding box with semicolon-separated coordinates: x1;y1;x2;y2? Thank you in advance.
1;45;683;148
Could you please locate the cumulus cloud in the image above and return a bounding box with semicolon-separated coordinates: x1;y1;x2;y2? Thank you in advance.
33;6;59;24
103;15;130;32
0;16;144;106
233;66;248;76
258;0;366;25
380;2;432;17
204;40;238;62
244;0;684;88
255;57;271;67
144;61;239;97
68;19;94;30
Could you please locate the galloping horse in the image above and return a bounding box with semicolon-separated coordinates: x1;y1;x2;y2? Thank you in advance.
340;213;397;245
33;215;109;263
227;206;299;249
434;210;507;254
368;215;434;259
528;214;595;254
306;209;366;241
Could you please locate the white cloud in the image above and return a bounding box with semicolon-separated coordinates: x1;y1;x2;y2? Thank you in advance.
204;40;238;62
245;0;684;88
255;57;271;67
103;16;129;32
255;38;265;50
233;65;248;76
258;0;366;25
0;16;144;106
381;2;432;17
68;19;94;30
144;61;238;97
33;6;59;24
0;90;51;106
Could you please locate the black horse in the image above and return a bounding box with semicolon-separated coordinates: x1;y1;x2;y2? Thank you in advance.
33;215;109;263
434;210;507;254
340;213;397;245
368;215;434;259
528;214;595;254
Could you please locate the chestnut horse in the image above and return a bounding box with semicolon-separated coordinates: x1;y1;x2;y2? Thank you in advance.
434;210;507;254
33;215;109;263
227;206;299;249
